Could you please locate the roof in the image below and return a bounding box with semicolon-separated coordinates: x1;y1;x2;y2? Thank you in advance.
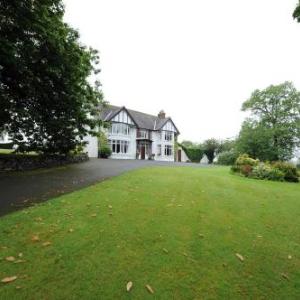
100;105;179;133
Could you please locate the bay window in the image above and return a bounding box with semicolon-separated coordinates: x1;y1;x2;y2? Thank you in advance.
109;140;130;154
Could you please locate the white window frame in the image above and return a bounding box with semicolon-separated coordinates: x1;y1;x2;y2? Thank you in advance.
157;144;162;156
109;140;130;154
164;145;173;156
164;131;173;141
110;123;130;136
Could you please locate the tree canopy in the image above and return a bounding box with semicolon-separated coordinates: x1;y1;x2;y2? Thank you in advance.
0;0;104;154
293;1;300;22
238;82;300;161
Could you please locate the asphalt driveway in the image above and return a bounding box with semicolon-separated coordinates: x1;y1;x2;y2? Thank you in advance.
0;159;209;217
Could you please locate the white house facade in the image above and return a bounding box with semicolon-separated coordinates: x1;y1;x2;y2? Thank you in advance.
99;105;180;162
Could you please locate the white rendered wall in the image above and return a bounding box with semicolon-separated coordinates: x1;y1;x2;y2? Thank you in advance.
152;131;175;162
83;134;98;158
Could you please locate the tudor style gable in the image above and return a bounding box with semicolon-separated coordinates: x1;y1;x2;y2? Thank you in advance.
111;108;135;125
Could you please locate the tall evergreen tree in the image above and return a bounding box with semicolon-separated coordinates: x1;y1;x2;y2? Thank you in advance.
0;0;104;154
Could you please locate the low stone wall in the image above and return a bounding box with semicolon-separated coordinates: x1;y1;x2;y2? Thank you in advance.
0;153;89;172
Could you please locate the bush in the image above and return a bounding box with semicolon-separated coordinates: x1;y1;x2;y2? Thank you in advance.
272;161;299;182
236;154;259;167
99;145;112;159
217;150;238;165
251;164;284;181
240;164;253;177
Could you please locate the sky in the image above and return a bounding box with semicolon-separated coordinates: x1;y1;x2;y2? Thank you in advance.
63;0;300;142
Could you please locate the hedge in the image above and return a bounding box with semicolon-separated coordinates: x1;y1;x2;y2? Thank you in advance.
0;143;14;149
179;144;203;163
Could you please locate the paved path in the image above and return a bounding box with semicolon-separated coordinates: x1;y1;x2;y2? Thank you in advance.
0;159;209;216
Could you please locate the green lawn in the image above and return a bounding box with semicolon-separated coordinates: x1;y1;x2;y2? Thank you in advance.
0;167;300;299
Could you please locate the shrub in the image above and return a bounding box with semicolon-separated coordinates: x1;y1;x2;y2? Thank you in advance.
99;145;112;159
236;154;259;167
240;164;253;177
251;164;284;181
217;150;238;165
272;161;299;182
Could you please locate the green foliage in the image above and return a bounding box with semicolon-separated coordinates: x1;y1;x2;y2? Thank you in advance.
232;154;299;183
236;120;276;161
293;1;300;22
202;138;220;163
99;145;112;159
179;144;203;162
218;139;236;153
217;150;238;165
236;154;259;167
272;161;299;183
240;82;300;161
250;164;285;182
0;0;104;154
0;142;13;150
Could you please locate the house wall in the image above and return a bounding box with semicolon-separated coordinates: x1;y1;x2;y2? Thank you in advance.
177;146;189;162
107;126;137;159
152;131;175;162
83;134;98;158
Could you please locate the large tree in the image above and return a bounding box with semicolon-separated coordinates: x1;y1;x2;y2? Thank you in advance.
293;1;300;22
0;0;104;154
202;138;219;163
240;82;300;161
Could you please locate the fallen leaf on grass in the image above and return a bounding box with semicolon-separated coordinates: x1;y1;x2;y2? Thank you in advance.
163;248;169;254
16;286;22;289
146;284;154;294
1;276;17;283
198;234;204;238
235;253;244;262
5;256;15;262
182;252;188;257
35;217;43;222
42;241;51;247
18;253;23;258
31;235;40;242
126;281;133;292
108;205;113;209
68;229;74;233
281;273;289;280
288;255;292;260
14;260;26;264
91;214;97;217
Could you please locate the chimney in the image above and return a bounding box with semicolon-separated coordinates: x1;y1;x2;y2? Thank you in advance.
158;110;166;119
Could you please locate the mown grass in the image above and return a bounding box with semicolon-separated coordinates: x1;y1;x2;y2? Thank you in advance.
0;167;299;299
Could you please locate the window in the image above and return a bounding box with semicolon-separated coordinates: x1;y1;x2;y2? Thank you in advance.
109;123;130;135
164;131;172;141
109;140;130;154
157;144;161;156
138;130;148;139
164;145;173;156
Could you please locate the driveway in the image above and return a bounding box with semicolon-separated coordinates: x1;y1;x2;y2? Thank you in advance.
0;159;209;217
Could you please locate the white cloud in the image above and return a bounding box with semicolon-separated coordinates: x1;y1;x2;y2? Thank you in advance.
64;0;300;142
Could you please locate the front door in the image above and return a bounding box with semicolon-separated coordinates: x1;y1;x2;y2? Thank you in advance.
178;149;181;162
141;146;146;160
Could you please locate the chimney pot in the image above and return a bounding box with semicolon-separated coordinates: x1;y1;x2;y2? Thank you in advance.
158;110;166;119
